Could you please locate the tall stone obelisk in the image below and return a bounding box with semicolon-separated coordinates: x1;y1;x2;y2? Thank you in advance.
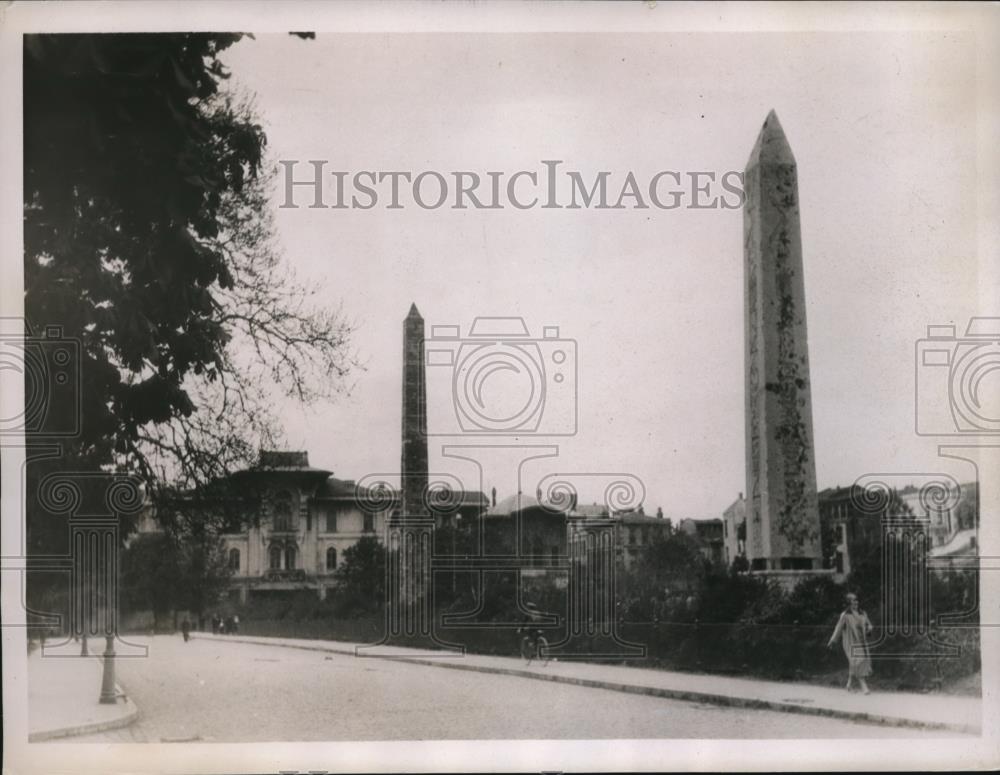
401;303;429;518
743;111;822;571
370;302;440;649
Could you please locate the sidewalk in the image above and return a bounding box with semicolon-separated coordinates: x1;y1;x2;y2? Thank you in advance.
27;647;139;742
194;632;982;735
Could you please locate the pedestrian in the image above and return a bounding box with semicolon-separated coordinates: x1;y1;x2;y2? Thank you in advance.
231;614;239;634
827;593;873;694
181;617;191;643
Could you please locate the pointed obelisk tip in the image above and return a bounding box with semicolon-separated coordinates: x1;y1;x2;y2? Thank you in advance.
406;303;422;320
746;109;796;169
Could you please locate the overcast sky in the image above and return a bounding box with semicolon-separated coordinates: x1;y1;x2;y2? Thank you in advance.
220;31;985;519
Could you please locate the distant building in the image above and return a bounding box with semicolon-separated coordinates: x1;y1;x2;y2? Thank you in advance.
484;493;567;569
724;481;978;581
145;450;487;604
678;518;725;566
612;509;673;571
896;484;964;549
722;494;746;567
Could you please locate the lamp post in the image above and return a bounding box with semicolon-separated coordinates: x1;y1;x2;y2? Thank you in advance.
451;514;462;594
99;634;117;703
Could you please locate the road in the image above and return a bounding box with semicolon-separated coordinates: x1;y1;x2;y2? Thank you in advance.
72;635;949;741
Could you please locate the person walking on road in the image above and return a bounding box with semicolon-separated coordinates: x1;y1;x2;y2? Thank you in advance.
827;593;873;694
181;617;191;642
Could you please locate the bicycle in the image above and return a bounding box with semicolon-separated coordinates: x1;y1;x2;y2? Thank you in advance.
518;630;550;666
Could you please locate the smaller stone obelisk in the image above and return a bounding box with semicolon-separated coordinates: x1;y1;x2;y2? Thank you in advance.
401;303;429;519
743;110;822;571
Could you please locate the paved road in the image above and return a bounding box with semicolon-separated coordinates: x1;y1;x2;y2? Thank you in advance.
72;635;951;742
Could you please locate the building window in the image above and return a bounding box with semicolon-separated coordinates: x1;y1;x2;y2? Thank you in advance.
269;545;282;570
274;490;294;532
285;545;297;570
228;548;240;572
363;512;375;533
326;547;337;571
326;512;338;533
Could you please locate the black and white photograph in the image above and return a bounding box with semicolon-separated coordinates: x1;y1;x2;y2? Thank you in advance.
1;2;998;773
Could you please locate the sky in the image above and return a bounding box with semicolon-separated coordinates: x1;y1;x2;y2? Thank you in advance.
219;31;987;519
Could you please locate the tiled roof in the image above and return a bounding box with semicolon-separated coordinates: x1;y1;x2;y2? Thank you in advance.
248;450;332;476
316;477;397;501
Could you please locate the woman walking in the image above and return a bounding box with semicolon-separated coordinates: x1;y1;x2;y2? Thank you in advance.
827;593;874;694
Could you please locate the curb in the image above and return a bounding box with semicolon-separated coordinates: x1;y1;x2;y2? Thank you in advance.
192;634;979;735
28;682;139;743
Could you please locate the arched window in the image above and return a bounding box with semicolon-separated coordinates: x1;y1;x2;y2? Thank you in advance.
269;545;282;570
228;548;240;572
285;545;297;570
273;490;294;532
326;547;337;571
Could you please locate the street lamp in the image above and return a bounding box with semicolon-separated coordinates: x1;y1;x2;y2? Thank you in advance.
99;546;118;704
451;513;462;594
99;634;117;703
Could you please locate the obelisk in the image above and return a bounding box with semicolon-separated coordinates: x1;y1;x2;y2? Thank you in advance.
401;303;429;518
743;111;822;571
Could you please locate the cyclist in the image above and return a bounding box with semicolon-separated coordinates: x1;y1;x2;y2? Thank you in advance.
517;602;546;662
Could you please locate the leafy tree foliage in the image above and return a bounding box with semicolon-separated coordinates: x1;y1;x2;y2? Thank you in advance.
120;528;232;626
120;532;181;626
25;34;262;466
630;530;706;598
24;34;356;538
330;536;386;615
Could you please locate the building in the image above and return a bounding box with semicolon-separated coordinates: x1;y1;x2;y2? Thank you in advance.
160;450;487;604
722;494;746;567
561;504;672;572
219;451;388;603
678;518;726;566
724;481;979;581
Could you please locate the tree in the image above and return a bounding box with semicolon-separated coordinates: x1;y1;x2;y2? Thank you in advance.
846;486;915;611
119;524;232;629
954;482;979;532
629;531;706;601
330;536;386;615
120;533;182;628
23;34;356;556
175;531;233;625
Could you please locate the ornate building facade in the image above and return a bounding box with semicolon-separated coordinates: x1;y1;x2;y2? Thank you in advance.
218;451;393;603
